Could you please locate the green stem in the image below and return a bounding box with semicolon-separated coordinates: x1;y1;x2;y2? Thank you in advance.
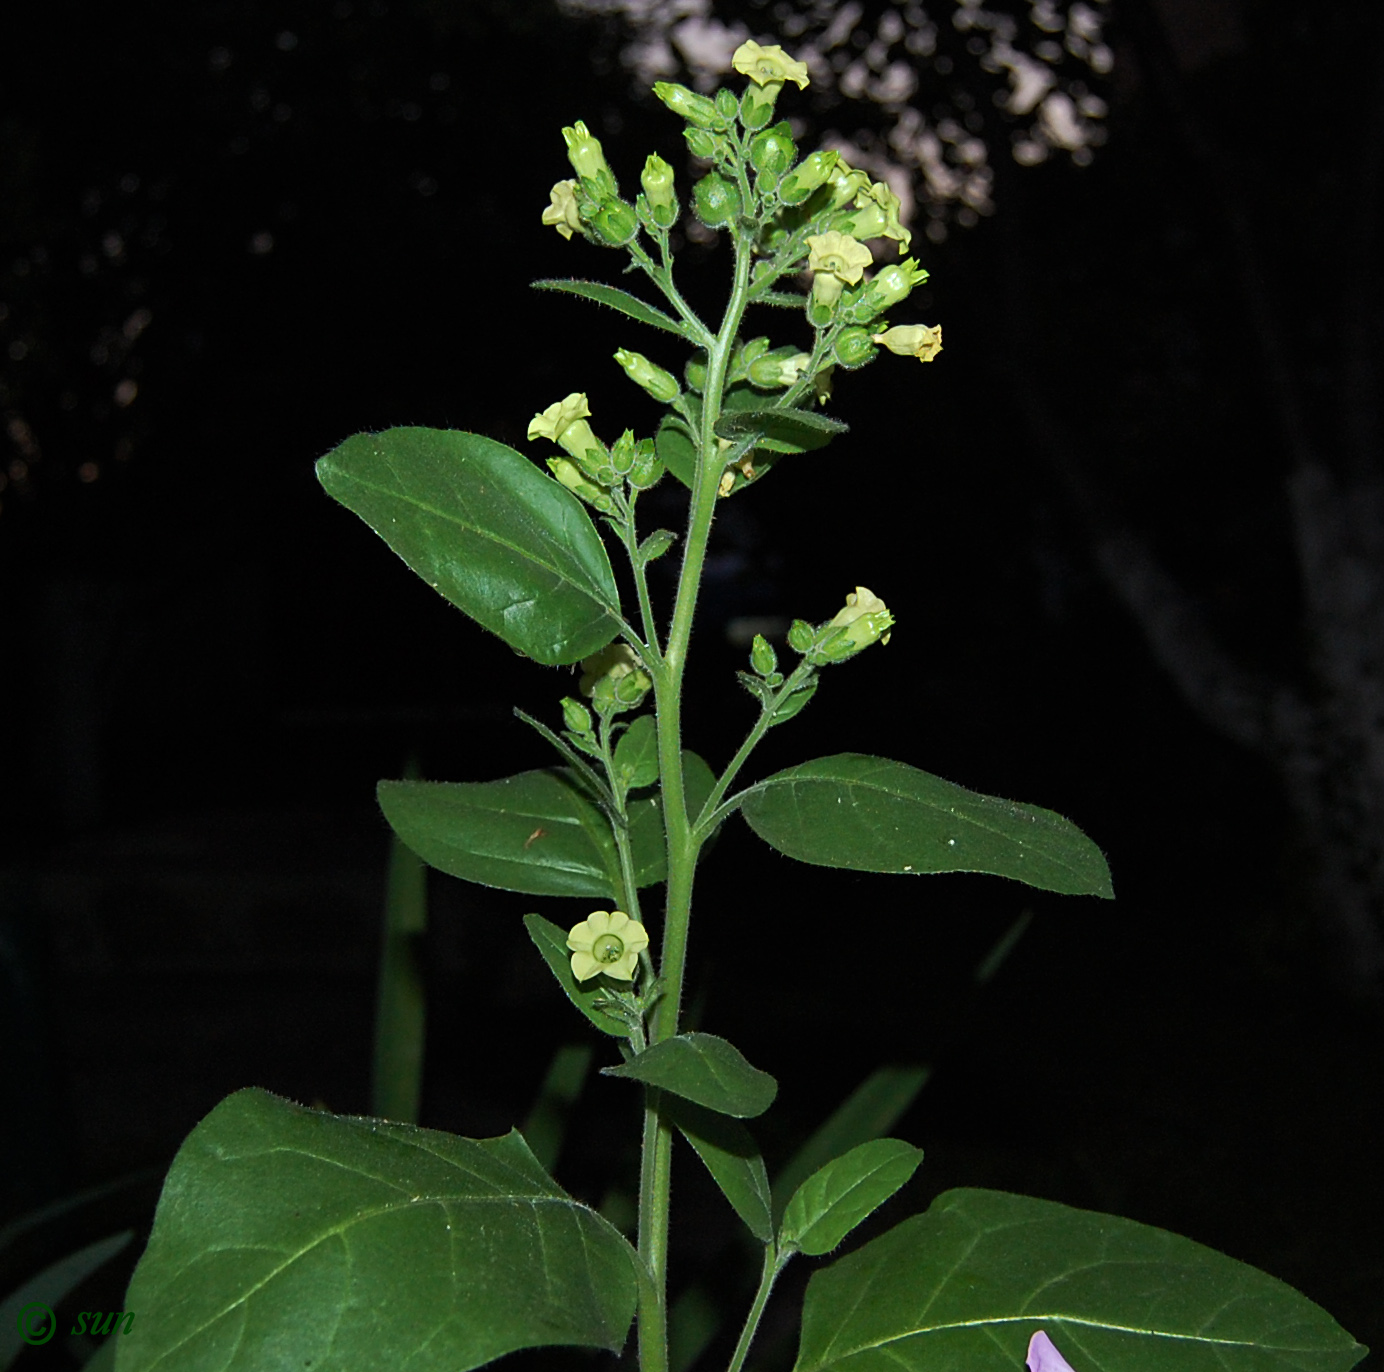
635;227;756;1372
725;1244;791;1372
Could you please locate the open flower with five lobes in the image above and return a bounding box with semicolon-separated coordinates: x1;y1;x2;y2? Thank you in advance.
567;910;649;982
541;179;584;240
807;230;872;309
872;324;943;363
732;40;810;90
1026;1332;1077;1372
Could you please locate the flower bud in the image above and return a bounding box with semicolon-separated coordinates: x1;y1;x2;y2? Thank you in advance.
787;618;816;654
692;171;742;227
547;456;615;513
748;348;811;389
845;259;929;323
818;586;893;661
581;643;652;712
615;348;680;403
627;439;664;490
640;154;678;227
562;696;594;735
833;326;877;369
750;633;778;678
562;120;616;195
653;82;723;129
749;123;796;179
588;197;639;248
684;126;729;160
608;428;638;477
779;150;839;205
684;352;708;393
714;88;740;123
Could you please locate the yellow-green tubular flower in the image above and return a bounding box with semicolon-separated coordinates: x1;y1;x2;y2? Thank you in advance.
615;348;680;403
837;179;912;253
652;81;722;129
528;392;603;464
640;153;678;226
779;149;839;206
821;156;872;211
541;179;585;240
562;120;616;195
567;910;649;982
872;324;943;363
731;40;810;90
826;586;893;656
748;349;813;389
847;259;929;322
807;229;872;310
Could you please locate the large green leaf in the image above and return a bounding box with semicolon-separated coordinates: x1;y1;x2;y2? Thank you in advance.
377;751;716;899
668;1098;774;1242
602;1034;778;1118
779;1139;922;1257
794;1188;1366;1372
316;427;621;665
531;278;688;337
739;755;1113;898
117;1090;640;1372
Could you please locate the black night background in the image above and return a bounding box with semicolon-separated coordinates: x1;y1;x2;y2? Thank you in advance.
1;0;1380;1366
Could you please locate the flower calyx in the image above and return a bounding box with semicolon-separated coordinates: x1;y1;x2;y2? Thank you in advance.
567;909;649;983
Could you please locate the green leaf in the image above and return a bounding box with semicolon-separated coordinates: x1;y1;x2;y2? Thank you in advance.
532;278;686;337
778;1139;921;1257
656;414;698;490
602;1033;778;1118
713;404;847;453
774;1066;929;1222
668;1098;773;1242
614;714;660;791
377;751;716;900
524;913;631;1038
794;1188;1367;1372
119;1089;640;1372
316;427;621;666
739;754;1114;899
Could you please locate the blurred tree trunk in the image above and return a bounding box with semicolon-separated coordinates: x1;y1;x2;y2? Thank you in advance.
1001;0;1384;996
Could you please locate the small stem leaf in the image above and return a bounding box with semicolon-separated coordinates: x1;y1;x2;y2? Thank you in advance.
773;1066;929;1224
376;751;714;899
667;1098;773;1242
740;754;1114;898
532;278;686;336
637;528;678;565
614;714;660;791
794;1189;1368;1372
119;1090;641;1372
655;414;697;490
524;914;631;1038
778;1139;922;1257
713;406;847;453
602;1033;778;1118
316;428;621;666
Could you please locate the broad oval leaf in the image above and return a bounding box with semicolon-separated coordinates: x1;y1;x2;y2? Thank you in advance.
377;751;716;899
532;278;687;337
119;1089;640;1372
614;715;660;791
714;404;847;454
668;1097;773;1243
316;427;621;666
794;1188;1366;1372
779;1138;922;1257
524;913;631;1038
739;754;1113;899
602;1033;778;1118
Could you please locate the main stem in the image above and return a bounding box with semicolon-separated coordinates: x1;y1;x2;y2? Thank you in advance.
636;230;755;1372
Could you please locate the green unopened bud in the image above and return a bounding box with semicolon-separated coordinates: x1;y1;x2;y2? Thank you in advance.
750;633;778;678
561;696;594;735
684;353;708;392
640;154;678;226
615;348;680;403
846;259;929;323
627;438;663;489
693;172;742;227
547;456;615;513
608;428;638;477
833;326;877;369
562;120;616;195
748;348;811;389
779;150;839;205
653;82;723;129
589;198;639;247
581;643;652;712
787;618;816;654
749;123;796;178
715;88;740;122
684;126;729;160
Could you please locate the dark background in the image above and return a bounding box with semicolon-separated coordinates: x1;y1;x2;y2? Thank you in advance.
1;0;1380;1366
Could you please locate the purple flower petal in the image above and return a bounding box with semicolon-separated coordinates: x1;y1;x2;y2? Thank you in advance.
1027;1331;1077;1372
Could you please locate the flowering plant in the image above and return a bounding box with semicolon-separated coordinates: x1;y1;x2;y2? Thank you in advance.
114;43;1365;1372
